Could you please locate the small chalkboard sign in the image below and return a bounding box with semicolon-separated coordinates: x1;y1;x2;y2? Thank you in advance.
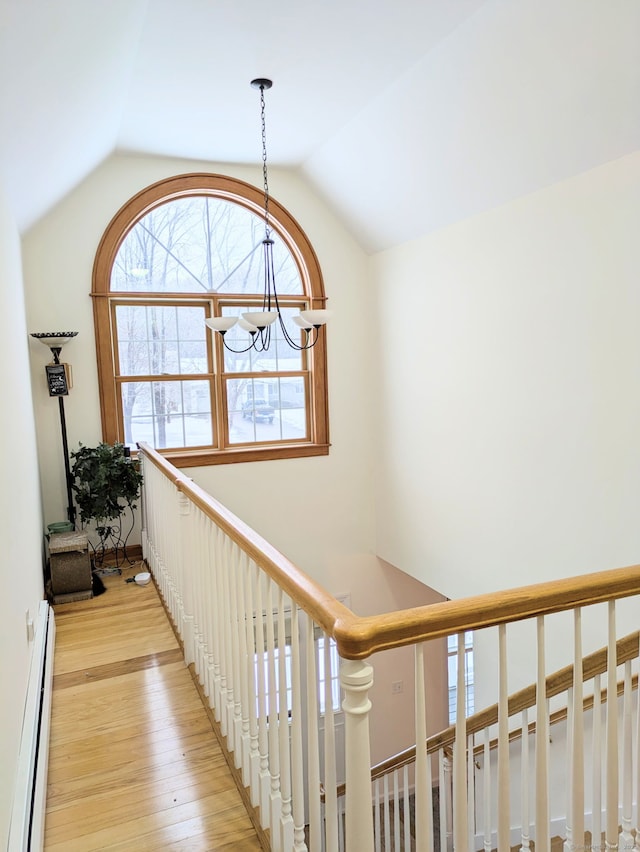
45;364;69;396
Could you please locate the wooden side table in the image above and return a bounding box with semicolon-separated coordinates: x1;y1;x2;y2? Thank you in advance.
49;531;93;604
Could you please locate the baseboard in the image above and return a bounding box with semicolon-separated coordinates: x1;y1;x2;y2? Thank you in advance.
7;600;55;852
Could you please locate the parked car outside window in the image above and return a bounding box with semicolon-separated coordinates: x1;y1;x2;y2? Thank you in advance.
242;399;275;424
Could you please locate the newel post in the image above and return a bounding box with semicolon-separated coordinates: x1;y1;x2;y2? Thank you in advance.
178;490;195;665
341;658;375;850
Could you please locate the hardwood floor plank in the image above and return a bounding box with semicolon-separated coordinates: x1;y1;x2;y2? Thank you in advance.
46;791;258;851
53;648;184;689
44;568;263;850
45;764;240;840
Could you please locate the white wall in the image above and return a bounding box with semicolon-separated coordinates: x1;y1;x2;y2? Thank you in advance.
0;181;46;848
372;150;640;691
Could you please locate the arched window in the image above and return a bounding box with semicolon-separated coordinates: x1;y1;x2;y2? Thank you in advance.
92;173;329;467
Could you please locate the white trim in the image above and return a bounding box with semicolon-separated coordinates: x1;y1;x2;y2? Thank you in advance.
8;601;55;852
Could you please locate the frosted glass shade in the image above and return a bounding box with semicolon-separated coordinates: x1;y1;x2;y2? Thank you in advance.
205;317;237;332
292;315;314;329
299;309;332;327
238;317;259;333
242;311;278;329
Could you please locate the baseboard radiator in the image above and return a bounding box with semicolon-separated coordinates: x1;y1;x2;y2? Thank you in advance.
8;600;55;852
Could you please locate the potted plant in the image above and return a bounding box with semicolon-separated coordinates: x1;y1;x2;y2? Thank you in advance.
70;442;143;569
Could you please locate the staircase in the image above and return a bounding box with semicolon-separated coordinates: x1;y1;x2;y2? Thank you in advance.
137;441;640;851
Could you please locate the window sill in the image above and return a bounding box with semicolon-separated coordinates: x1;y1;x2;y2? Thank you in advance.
141;442;330;469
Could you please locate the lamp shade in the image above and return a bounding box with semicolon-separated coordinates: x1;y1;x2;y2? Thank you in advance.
30;331;78;348
299;310;332;327
238;317;259;333
242;311;278;329
292;315;314;329
205;317;238;333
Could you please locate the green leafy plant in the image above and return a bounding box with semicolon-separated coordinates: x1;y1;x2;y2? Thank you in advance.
70;442;143;565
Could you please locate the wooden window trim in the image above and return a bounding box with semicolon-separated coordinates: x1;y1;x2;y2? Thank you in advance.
92;173;330;466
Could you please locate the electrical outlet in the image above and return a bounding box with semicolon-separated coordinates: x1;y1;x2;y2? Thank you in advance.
391;680;403;694
26;609;34;642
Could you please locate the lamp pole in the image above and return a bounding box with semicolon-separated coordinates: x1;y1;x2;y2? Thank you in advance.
30;332;78;529
50;346;76;527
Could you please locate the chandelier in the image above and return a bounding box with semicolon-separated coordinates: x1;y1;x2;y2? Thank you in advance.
205;78;330;353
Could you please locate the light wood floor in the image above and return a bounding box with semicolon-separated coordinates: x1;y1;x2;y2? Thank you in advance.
44;563;263;851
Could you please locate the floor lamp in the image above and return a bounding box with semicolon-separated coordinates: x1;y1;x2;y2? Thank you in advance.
30;332;78;528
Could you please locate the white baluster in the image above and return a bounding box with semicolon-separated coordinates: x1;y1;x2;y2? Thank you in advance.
245;561;261;807
605;601;618;851
619;660;633;850
230;543;243;764
467;733;475;852
383;774;391;850
414;642;433;851
290;606;306;852
498;623;510;851
536;615;550;852
278;590;294;850
393;769;401;849
592;673;602;852
444;752;453;852
222;534;235;751
237;551;251;784
323;636;338;852
255;572;271;829
305;616;321;851
340;660;373;850
520;708;530;852
196;509;212;697
266;582;282;850
572;608;585;850
374;777;381;852
454;631;468;850
634;650;640;852
404;764;411;852
178;490;195;664
565;686;574;852
211;524;223;722
483;728;491;852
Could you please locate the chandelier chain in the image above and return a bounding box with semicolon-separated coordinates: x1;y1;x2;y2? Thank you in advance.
259;84;271;239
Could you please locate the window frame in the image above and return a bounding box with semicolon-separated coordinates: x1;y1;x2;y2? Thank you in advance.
92;173;330;467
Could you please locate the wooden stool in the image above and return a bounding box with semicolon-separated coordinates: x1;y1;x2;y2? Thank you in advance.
49;531;93;603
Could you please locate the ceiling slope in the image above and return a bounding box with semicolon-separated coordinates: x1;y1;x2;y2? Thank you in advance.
0;0;638;248
303;0;640;252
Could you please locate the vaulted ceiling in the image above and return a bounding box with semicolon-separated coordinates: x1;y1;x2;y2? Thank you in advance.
1;0;638;251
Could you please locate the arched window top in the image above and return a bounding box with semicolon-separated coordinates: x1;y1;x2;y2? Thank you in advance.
92;173;329;467
111;194;304;296
94;173;325;300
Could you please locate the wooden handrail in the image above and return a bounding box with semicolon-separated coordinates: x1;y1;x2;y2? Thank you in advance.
472;673;639;760
139;443;640;662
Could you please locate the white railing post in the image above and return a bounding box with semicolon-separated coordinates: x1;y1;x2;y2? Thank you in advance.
305;617;321;851
341;657;375;852
415;642;433;852
571;608;585;851
178;490;195;665
498;623;510;851
454;631;468;851
619;660;633;851
592;673;602;852
520;708;531;852
606;601;619;852
483;728;491;852
535;615;550;852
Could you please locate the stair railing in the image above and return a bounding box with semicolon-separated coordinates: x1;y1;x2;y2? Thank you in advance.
137;442;640;851
348;630;640;851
